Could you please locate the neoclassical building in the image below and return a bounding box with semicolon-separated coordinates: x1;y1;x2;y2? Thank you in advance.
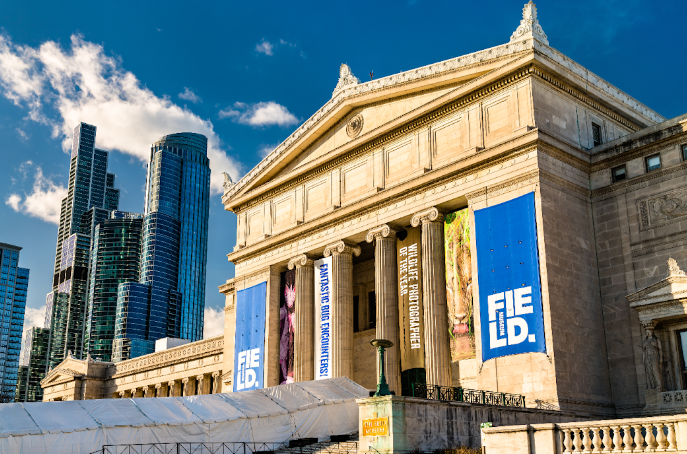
42;3;687;420
218;1;687;419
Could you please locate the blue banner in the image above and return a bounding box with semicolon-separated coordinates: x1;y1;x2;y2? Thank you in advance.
475;192;546;362
233;281;267;391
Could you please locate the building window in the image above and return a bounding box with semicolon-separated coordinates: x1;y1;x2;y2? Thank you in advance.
612;165;626;183
682;144;687;161
368;291;376;330
646;154;661;172
678;330;687;386
353;295;360;333
592;123;602;146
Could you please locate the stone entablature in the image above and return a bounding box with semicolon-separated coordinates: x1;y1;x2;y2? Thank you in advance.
41;336;225;401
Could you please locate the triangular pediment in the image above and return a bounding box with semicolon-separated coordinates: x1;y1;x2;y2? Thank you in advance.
223;41;537;209
40;367;84;387
628;260;687;307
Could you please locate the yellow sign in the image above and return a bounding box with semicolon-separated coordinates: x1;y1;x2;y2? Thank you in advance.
362;417;389;437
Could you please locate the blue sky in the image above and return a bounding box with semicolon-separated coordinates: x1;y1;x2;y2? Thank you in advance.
0;0;685;340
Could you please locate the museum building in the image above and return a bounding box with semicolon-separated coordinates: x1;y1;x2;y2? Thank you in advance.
43;2;687;419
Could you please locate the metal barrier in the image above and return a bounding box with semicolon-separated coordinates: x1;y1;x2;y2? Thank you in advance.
93;441;358;454
410;383;525;408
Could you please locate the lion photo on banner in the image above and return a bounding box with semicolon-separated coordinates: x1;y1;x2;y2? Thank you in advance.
444;208;475;360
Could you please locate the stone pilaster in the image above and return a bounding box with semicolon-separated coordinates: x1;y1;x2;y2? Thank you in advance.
288;254;316;382
366;224;402;394
411;207;451;387
324;240;361;379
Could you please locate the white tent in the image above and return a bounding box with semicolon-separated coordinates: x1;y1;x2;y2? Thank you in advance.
0;377;368;454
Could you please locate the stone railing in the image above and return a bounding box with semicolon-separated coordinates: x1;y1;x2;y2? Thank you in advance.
482;415;687;454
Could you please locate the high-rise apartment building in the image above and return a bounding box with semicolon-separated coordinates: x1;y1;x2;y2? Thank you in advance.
113;133;210;361
45;123;120;369
0;243;29;402
85;212;143;362
15;327;49;402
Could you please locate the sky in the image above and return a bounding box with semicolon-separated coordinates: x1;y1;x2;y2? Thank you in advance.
0;0;685;344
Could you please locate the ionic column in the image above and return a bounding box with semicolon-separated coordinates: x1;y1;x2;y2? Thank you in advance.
168;380;180;397
182;377;195;396
323;240;361;379
196;374;211;395
212;371;221;394
288;254;315;382
155;383;166;398
366;224;401;394
142;385;154;398
411;207;451;387
118;390;127;398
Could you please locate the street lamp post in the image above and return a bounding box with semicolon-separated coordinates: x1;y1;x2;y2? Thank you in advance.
370;339;394;397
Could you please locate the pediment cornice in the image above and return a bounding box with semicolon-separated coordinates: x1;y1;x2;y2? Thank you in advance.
40;368;84;386
222;38;662;209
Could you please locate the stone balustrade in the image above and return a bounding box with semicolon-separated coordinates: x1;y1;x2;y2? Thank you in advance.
482;415;687;454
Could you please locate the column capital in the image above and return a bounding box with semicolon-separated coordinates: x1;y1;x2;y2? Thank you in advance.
155;383;162;389
181;377;189;384
366;224;400;243
323;240;361;258
212;371;220;378
410;207;444;227
118;391;126;398
196;374;205;381
167;380;175;387
288;254;315;270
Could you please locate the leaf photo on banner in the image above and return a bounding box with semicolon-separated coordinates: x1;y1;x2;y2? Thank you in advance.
444;208;475;361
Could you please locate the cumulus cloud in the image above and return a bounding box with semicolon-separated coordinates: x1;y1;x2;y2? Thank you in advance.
203;306;224;339
255;39;274;56
5;164;66;224
257;143;277;158
219;101;299;128
178;87;201;103
16;127;29;141
20;304;47;365
0;34;240;194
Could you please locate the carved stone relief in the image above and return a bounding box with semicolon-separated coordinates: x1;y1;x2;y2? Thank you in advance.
638;187;687;230
346;114;364;138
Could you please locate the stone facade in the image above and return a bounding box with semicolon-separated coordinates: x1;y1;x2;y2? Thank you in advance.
41;335;224;400
219;1;686;419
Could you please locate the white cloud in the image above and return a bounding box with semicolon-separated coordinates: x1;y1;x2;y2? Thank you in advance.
258;143;277;158
203;306;224;339
16;127;29;141
219;101;299;128
0;34;241;195
178;87;201;104
5;165;66;224
255;39;274;56
20;304;47;365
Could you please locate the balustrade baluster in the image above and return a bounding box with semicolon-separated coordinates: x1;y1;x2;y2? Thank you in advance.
631;424;645;453
656;422;667;452
645;423;657;452
574;428;583;452
562;428;573;453
621;425;632;453
612;426;622;452
582;427;593;453
667;422;677;451
591;427;602;453
600;426;611;453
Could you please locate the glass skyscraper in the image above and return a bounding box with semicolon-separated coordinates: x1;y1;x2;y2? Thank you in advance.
0;243;29;402
15;327;49;402
114;133;210;361
44;123;120;370
85;212;143;362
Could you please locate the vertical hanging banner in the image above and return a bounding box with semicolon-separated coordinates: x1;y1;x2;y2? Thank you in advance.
475;192;546;362
233;281;267;392
445;208;475;361
397;227;425;370
314;257;333;380
279;269;296;384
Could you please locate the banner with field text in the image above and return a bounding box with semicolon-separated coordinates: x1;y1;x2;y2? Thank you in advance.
314;257;333;380
475;192;546;362
397;227;425;371
233;281;267;391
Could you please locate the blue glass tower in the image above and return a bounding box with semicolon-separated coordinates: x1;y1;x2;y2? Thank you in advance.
0;243;29;402
114;133;210;361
